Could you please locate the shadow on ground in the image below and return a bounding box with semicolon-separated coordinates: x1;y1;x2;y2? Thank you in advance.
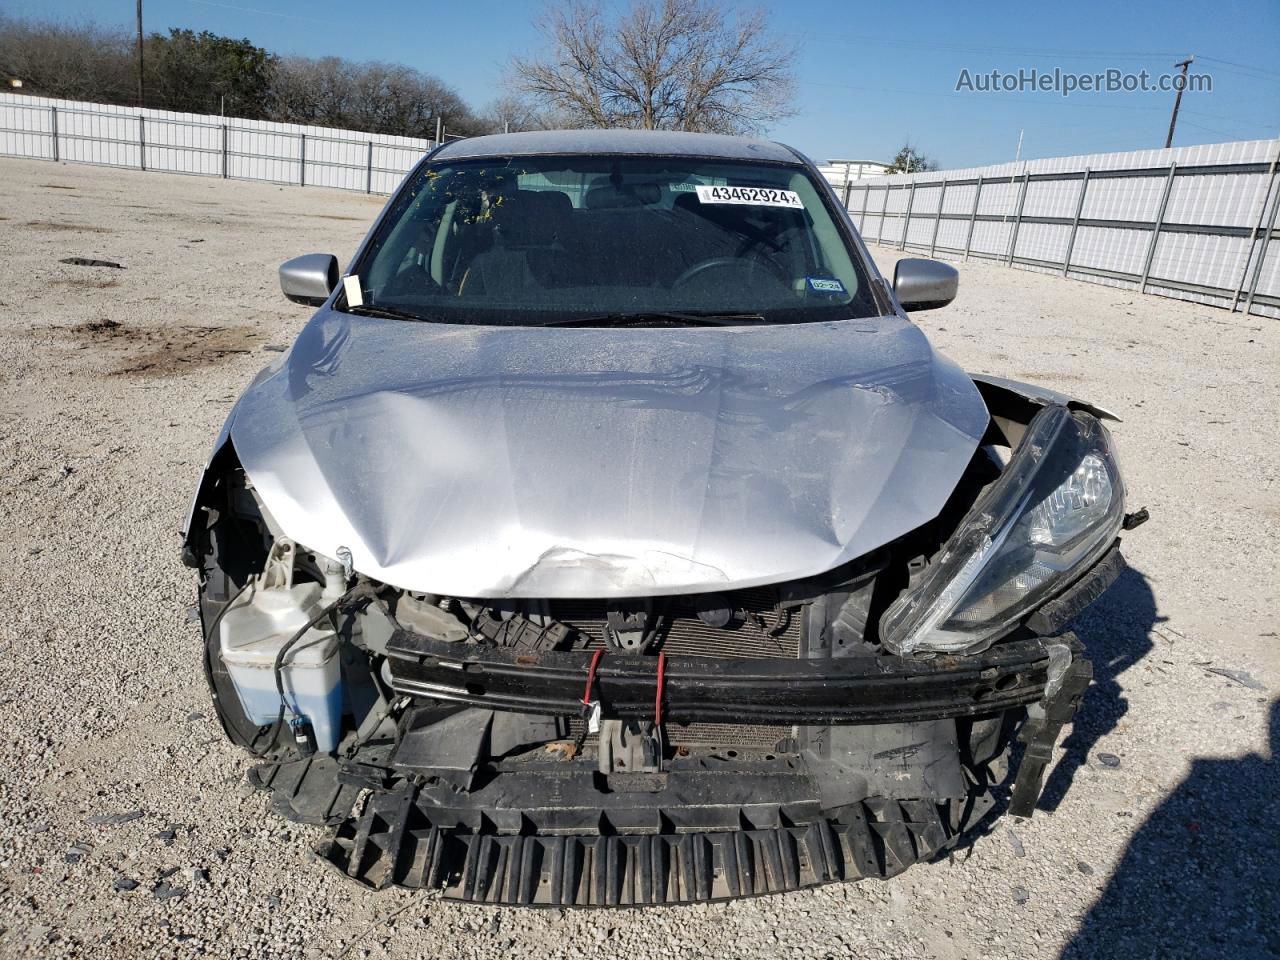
950;562;1158;858
1039;563;1160;813
1061;699;1279;959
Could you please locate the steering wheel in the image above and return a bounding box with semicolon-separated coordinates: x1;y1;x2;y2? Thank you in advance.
671;256;788;290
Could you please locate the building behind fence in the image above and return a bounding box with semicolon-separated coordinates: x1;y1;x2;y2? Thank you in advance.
3;92;1277;318
838;139;1280;318
0;92;436;194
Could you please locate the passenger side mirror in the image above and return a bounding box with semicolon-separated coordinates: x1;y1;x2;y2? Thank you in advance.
893;258;959;312
279;253;339;306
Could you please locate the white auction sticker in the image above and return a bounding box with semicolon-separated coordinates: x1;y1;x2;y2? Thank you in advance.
695;184;803;208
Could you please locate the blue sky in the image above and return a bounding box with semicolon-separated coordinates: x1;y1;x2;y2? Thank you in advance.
8;0;1279;167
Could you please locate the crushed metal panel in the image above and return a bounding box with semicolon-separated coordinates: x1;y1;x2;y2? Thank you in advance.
228;310;989;597
969;372;1120;422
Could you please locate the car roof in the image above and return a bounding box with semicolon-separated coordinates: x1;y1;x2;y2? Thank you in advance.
432;129;803;164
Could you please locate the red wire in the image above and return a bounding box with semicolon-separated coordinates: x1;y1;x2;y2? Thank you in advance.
581;648;605;706
655;650;666;726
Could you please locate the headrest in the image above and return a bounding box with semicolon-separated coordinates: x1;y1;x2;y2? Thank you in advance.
493;189;572;245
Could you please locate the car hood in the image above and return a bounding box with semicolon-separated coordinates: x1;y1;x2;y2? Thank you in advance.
225;309;989;597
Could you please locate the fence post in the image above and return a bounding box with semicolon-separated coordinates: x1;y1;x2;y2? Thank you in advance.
366;140;374;194
1242;175;1280;317
50;106;59;162
1006;172;1029;265
964;177;982;262
929;180;948;258
899;181;916;251
858;186;868;232
138;115;146;171
878;185;889;243
299;133;306;187
842;177;853;210
1140;162;1178;294
1231;154;1279;311
1063;168;1090;276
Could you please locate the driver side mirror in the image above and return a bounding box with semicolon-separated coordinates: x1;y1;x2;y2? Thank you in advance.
279;253;339;306
893;258;958;312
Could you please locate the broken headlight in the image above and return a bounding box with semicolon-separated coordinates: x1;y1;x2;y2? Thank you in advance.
882;405;1124;656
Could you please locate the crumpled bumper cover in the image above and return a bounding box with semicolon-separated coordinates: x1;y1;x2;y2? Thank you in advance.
302;548;1120;907
299;633;1095;906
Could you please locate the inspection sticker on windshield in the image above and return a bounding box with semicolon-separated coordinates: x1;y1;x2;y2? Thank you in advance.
807;277;846;293
696;185;802;208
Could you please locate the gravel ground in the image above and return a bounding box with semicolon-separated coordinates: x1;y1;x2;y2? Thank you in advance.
0;157;1276;960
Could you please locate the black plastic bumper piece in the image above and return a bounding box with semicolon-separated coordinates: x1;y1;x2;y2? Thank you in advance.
1026;545;1125;636
313;783;991;906
386;633;1078;725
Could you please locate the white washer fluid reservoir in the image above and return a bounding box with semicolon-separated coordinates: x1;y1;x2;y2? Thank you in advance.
218;580;344;752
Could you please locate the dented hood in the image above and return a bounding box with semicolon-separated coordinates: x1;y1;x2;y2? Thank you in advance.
225;310;989;597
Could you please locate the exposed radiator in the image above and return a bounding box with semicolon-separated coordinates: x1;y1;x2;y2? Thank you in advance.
550;588;802;660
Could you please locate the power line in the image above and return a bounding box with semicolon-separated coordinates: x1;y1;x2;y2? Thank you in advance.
1176;119;1236;138
792;32;1178;62
183;0;336;24
1196;55;1280;81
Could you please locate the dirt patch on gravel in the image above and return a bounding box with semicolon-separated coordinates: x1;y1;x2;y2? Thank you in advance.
52;275;122;290
67;318;261;376
23;220;112;233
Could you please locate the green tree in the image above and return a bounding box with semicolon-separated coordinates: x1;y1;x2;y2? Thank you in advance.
886;142;936;174
143;29;276;118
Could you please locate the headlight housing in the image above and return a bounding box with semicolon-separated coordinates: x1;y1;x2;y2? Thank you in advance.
882;405;1124;656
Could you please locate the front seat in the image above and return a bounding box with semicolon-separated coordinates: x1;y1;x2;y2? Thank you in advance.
460;190;573;296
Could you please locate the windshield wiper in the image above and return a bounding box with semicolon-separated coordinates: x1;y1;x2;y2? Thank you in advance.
343;303;435;323
542;312;769;328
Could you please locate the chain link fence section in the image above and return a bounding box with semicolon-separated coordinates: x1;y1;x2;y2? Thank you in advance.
0;92;435;196
838;139;1280;318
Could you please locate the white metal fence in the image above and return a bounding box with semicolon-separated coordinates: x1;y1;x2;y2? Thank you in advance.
0;92;435;194
5;93;1277;318
836;139;1280;318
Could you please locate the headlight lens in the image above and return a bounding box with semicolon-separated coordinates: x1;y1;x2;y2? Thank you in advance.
882;406;1124;656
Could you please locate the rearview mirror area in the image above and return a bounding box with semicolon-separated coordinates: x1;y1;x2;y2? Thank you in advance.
279;253;339;306
893;258;959;312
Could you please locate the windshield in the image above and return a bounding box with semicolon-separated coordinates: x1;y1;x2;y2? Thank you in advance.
346;155;880;326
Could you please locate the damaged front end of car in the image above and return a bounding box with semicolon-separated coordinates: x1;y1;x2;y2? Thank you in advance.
182;369;1136;907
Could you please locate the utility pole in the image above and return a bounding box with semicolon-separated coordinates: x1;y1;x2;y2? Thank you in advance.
135;0;145;108
1164;55;1194;149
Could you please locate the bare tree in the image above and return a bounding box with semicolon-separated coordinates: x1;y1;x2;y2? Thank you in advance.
475;94;581;134
0;16;134;103
269;56;478;137
510;0;796;134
